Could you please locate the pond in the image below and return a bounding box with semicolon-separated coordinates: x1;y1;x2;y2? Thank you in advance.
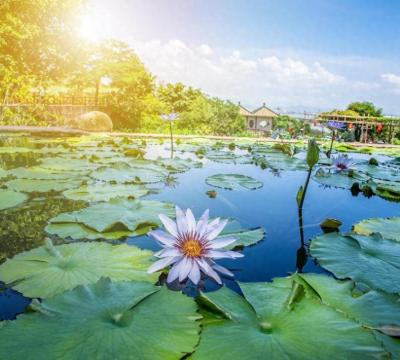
0;134;399;358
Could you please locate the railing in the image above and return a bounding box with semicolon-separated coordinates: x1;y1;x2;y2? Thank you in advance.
3;95;111;107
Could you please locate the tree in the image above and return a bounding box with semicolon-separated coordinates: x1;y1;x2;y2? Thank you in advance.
347;102;382;117
0;0;84;101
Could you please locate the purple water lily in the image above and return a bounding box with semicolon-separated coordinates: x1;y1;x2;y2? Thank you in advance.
160;113;179;121
331;154;354;172
147;207;243;285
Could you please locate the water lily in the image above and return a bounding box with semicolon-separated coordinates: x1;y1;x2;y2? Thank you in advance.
331;154;354;172
160;113;179;121
147;207;243;285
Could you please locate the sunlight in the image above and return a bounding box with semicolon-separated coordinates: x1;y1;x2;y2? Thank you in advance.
78;4;115;43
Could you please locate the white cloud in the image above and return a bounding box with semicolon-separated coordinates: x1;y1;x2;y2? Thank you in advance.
132;39;396;112
381;73;400;87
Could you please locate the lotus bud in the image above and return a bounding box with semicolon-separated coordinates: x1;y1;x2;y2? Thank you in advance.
306;139;319;169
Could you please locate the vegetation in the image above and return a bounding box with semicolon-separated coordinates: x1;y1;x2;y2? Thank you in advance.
0;1;245;135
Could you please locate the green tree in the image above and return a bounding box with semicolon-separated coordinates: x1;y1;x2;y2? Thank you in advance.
0;0;84;102
347;102;382;117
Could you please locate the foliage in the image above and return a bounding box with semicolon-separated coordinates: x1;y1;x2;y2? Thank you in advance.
0;240;157;298
206;174;263;191
0;279;201;359
194;278;387;359
310;231;400;294
347;101;383;117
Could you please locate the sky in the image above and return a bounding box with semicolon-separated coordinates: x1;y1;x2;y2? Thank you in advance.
82;0;400;114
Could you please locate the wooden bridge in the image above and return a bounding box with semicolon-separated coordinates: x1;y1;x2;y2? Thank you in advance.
0;95;110;123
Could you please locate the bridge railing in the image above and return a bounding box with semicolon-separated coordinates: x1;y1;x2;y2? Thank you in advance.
3;94;111;107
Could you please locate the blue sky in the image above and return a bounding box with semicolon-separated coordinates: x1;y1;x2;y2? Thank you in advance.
84;0;400;113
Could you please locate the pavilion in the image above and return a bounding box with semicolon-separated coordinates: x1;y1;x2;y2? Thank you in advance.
239;102;279;134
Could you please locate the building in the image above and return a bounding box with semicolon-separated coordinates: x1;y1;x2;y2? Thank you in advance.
239;102;279;134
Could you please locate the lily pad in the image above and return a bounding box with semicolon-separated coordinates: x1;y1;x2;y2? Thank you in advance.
0;168;7;179
312;168;370;189
90;161;166;184
310;232;400;294
46;198;175;240
6;178;83;193
0;279;200;359
295;273;400;330
220;221;265;249
156;157;203;173
205;151;252;165
0;189;28;211
9;167;74;180
194;279;386;359
357;162;400;182
206;174;263;191
63;183;150;202
353;217;400;242
0;240;157;298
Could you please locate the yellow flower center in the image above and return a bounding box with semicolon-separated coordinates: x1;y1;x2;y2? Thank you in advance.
181;239;203;257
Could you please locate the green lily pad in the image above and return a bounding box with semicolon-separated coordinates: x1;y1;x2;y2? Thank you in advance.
353;217;400;242
312;168;370;189
0;168;7;179
206;174;263;191
6;178;83;193
194;279;386;359
0;240;157;298
39;157;96;173
156;157;203;173
295;273;400;330
63;183;150;202
9;167;74;180
357;162;400;182
46;198;175;240
220;221;265;249
295;274;400;358
0;279;200;359
310;232;400;294
90;161;166;184
252;150;307;171
0;189;28;211
205;151;252;164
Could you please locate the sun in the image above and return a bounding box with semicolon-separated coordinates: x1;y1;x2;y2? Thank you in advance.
78;3;115;43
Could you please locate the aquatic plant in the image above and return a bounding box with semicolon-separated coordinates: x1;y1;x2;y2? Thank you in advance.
161;113;179;158
148;207;243;284
331;154;354;172
297;139;319;209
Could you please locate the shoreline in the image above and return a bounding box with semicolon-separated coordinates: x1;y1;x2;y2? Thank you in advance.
0;125;399;149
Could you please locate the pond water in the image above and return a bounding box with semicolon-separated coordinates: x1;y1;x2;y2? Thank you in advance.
0;137;399;320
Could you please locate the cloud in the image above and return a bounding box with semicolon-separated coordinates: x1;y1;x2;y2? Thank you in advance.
381;73;400;87
132;39;394;111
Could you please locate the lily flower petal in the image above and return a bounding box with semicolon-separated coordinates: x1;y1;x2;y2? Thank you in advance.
208;237;237;249
147;256;177;274
186;208;197;233
188;261;201;284
212;264;234;277
196;209;209;236
175;206;188;235
158;214;178;237
148;229;176;247
206;219;229;241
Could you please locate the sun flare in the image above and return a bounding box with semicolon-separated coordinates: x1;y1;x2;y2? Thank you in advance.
78;4;115;43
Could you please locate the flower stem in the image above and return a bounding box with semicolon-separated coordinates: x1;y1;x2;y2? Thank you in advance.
169;122;174;159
